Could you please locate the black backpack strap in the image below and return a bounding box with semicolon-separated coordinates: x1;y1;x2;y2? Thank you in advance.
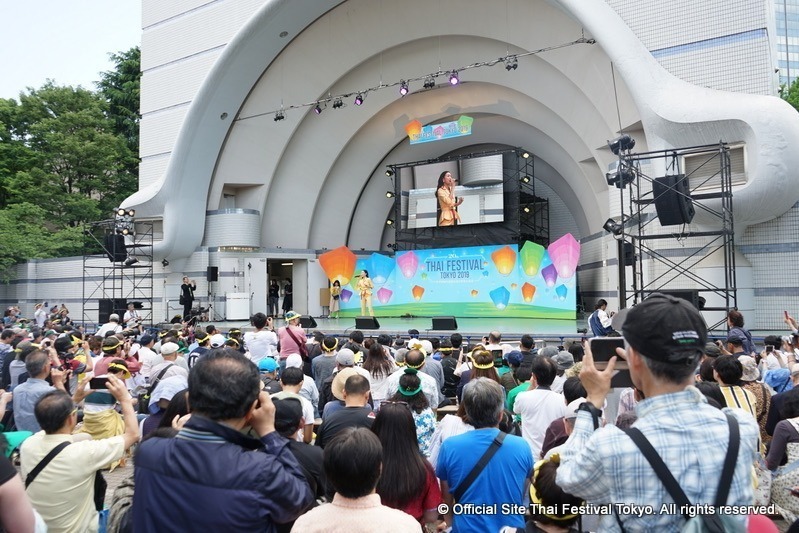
149;363;174;392
451;432;506;502
621;412;740;527
25;441;70;488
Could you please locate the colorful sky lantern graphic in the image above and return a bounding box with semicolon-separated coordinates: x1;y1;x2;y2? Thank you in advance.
521;282;536;303
519;241;546;277
548;233;580;280
542;264;558;288
404;120;423;139
555;284;568;301
489;286;510;310
340;289;353;302
397;251;419;278
491;246;516;276
377;287;393;304
318;246;357;285
471;289;479;297
412;285;425;301
370;253;395;285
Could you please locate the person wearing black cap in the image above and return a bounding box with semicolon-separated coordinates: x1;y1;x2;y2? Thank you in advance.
557;293;760;531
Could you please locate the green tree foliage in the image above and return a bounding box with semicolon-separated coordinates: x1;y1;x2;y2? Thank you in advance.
0;47;140;279
782;78;799;113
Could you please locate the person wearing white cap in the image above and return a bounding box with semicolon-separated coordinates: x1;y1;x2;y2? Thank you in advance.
148;342;188;382
209;334;227;349
96;314;123;337
285;354;320;418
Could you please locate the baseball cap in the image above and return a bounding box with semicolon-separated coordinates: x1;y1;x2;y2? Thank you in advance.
160;342;179;356
332;367;359;401
259;358;278;372
704;342;722;358
272;396;304;435
506;350;524;367
286;354;303;369
617;293;707;363
109;313;120;322
553;351;575;371
209;334;226;348
14;341;40;359
725;335;744;346
336;348;355;366
140;334;154;346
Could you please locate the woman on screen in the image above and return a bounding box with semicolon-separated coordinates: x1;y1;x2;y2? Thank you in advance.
435;171;463;226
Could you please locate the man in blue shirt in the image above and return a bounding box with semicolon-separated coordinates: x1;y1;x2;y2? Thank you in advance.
436;377;533;532
13;350;68;432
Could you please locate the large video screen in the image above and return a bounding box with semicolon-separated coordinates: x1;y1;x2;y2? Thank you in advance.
399;154;504;229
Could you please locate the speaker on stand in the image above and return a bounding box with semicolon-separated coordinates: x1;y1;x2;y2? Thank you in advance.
206;266;219;321
652;175;694;226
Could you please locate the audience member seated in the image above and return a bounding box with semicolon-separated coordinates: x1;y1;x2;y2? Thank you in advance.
385;350;441;409
387;368;435;452
315;374;375;448
273;367;315;443
514;357;566;459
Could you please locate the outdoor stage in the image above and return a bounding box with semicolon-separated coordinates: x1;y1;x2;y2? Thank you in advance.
195;316;585;345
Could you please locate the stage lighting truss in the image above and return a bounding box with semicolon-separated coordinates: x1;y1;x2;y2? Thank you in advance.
423;76;436;89
274;109;285;121
332;98;343;109
505;55;518;70
114;208;135;236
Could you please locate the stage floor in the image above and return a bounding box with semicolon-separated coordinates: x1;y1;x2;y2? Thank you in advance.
194;316;584;343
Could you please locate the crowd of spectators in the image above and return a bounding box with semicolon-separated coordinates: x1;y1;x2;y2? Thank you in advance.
0;298;797;531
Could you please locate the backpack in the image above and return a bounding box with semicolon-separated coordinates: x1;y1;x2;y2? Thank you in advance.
620;413;745;533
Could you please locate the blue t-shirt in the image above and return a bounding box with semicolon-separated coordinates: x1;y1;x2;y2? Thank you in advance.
436;428;533;532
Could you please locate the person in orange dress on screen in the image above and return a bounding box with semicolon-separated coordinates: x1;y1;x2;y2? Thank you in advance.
436;171;463;226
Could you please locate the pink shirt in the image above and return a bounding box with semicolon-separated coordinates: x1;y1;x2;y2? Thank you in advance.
290;493;420;533
278;325;305;359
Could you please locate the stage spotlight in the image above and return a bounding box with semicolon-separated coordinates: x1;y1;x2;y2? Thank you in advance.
385;169;394;177
116;208;125;216
274;110;285;121
505;55;518;71
127;209;135;217
354;93;365;106
386;191;395;198
606;164;636;189
449;71;460;85
314;103;323;115
522;152;530;159
124;256;139;267
520;175;531;184
332;98;343;109
161;259;169;267
121;228;130;236
399;80;409;96
423;76;435;89
603;218;623;236
523;206;531;213
386;219;394;226
608;134;635;155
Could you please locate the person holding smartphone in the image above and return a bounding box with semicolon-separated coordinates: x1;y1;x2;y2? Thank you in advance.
180;276;197;321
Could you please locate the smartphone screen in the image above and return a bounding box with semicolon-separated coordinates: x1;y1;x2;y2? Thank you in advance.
766;345;774;353
590;337;633;388
89;377;109;390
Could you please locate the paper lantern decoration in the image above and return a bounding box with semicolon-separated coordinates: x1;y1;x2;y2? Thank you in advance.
482;271;489;277
340;289;353;302
405;119;423;139
397;251;419;278
520;241;546;277
457;115;474;133
491;246;517;276
542;264;558;288
377;287;393;304
510;283;518;290
555;284;568;301
412;285;425;301
318;246;357;285
521;282;536;303
489;286;511;310
421;273;428;280
370;253;395;285
548;233;580;280
470;290;479;297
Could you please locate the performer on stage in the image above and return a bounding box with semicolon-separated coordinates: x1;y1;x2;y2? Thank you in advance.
436;171;463;227
357;270;374;316
329;280;342;319
180;276;196;320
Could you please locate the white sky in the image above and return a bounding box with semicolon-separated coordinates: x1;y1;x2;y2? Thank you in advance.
1;0;142;100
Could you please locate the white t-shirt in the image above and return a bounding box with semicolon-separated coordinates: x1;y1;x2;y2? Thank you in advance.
244;329;278;363
514;388;567;459
96;322;122;337
137;346;163;377
34;308;47;328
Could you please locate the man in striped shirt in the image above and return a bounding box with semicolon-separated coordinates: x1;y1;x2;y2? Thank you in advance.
714;354;758;419
557;294;760;531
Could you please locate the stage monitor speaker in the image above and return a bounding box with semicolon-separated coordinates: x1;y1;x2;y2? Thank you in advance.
355;316;380;330
645;289;700;309
432;316;458;330
104;234;127;263
300;315;318;329
207;266;219;282
99;298;127;324
652;175;694;226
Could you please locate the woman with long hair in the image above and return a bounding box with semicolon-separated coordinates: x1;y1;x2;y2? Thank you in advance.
456;348;501;402
435;170;463;227
362;342;397;410
372;401;442;529
388;368;436;451
329;280;342;319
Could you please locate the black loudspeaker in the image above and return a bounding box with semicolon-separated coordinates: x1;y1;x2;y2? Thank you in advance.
645;290;700;309
652;175;694;226
623;242;635;267
207;266;219;282
104;234;127;263
300;315;318;329
355;316;380;330
99;298;127;324
432;316;458;330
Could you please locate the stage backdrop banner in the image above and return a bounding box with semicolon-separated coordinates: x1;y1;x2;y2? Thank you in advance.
317;235;579;318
